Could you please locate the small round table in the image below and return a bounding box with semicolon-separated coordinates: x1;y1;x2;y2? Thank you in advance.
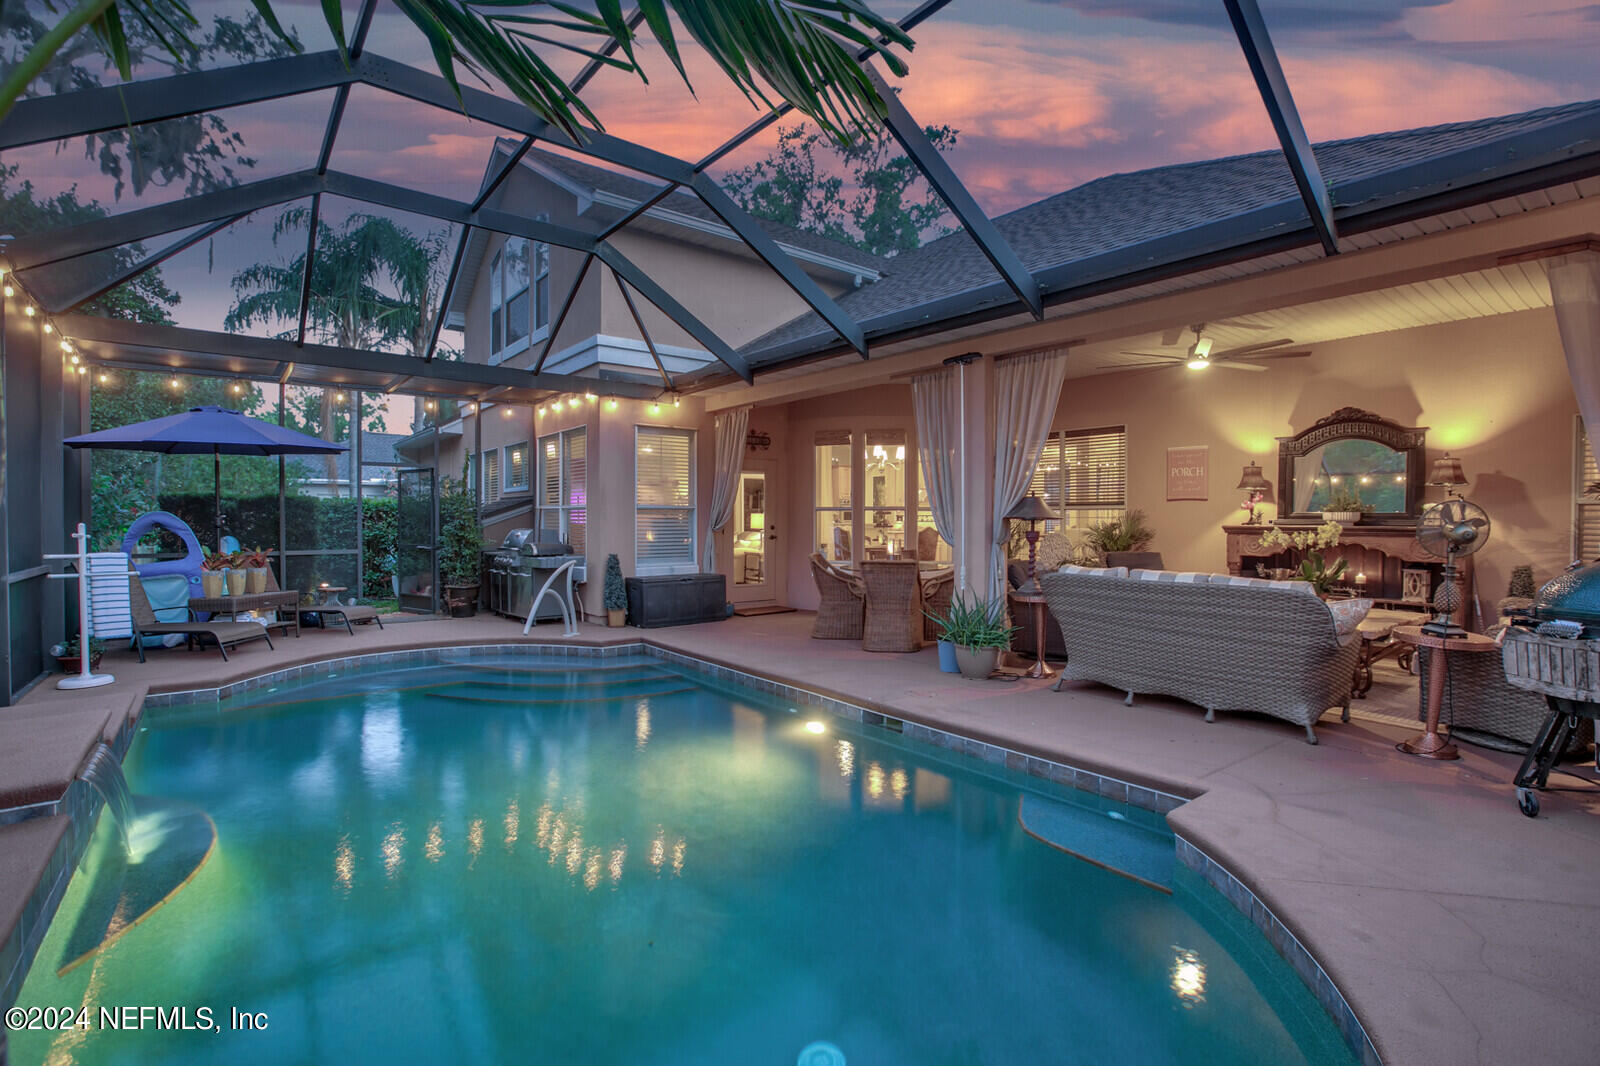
1008;588;1057;680
1391;626;1499;760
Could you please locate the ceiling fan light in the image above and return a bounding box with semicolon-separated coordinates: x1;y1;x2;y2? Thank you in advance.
1186;356;1211;370
1191;336;1213;359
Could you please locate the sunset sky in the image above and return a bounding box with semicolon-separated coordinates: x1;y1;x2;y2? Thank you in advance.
10;0;1600;338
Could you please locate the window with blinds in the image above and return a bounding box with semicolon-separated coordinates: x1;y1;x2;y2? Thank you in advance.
481;450;502;504
637;426;695;571
1577;418;1599;561
538;428;587;554
505;441;530;492
815;429;853;561
1029;426;1127;529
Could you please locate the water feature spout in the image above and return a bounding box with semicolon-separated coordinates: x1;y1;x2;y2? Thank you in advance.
77;742;136;856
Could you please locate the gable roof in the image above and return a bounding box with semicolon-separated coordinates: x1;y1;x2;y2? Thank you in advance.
737;98;1600;366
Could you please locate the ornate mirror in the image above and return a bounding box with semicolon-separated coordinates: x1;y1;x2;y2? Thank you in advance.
1276;408;1426;521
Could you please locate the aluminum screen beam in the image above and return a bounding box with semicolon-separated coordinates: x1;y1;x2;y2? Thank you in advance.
612;269;674;389
533;253;595;373
1222;0;1338;255
862;66;1041;319
596;245;752;383
52;214;239;314
294;193;323;346
424;226;471;362
0;51;354;152
4;171;323;269
320;172;601;252
57;315;664;399
691;176;867;356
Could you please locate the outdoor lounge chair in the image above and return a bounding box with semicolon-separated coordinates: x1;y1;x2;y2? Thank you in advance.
128;577;274;662
263;571;385;634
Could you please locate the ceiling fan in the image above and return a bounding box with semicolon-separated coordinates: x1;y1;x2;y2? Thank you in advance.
1100;323;1311;374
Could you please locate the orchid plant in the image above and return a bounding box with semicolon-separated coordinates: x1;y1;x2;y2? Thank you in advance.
1257;521;1347;595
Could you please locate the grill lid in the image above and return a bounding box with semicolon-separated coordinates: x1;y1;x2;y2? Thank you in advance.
501;528;535;551
1531;562;1600;626
521;540;575;557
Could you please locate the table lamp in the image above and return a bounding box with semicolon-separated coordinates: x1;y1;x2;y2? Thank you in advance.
749;511;764;531
1235;463;1272;525
1425;454;1468;497
1005;493;1059;593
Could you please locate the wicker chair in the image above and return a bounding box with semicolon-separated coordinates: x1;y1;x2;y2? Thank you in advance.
1418;625;1593;753
920;568;954;641
1042;571;1357;743
861;559;924;653
916;526;940;561
809;552;865;640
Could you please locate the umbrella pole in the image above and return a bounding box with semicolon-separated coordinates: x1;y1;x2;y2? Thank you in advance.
214;449;222;553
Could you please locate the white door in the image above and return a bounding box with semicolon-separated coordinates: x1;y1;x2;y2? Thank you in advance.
728;461;785;606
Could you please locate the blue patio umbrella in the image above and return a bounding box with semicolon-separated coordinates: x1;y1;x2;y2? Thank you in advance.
64;405;348;550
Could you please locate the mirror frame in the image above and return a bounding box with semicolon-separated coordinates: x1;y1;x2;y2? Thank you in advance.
1276;407;1427;521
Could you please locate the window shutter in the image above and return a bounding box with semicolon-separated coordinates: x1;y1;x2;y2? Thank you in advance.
1058;427;1126;508
484;451;501;504
637;427;695;566
567;429;587;554
540;437;560;507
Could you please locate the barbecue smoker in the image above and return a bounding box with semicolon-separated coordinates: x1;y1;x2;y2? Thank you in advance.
1501;561;1600;817
487;530;586;622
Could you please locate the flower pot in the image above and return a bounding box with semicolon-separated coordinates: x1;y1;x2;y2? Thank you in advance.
954;645;1000;681
607;608;625;627
200;571;224;598
246;567;268;594
1321;510;1362;524
936;639;960;673
57;653;101;674
225;569;247;596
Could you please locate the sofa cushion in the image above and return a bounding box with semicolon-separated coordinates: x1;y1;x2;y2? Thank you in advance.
1328;598;1374;642
1129;569;1208;583
1208;573;1318;596
1059;564;1128;578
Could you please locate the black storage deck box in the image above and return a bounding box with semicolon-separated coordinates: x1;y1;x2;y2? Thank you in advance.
625;574;727;628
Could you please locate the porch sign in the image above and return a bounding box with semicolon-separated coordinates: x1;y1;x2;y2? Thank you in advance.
1166;446;1209;500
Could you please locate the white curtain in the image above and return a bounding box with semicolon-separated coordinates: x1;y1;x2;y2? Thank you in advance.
1550;251;1600;450
912;367;961;561
701;405;750;571
989;349;1070;600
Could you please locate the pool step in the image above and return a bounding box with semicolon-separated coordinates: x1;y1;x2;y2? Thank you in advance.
425;685;696;706
1017;793;1174;893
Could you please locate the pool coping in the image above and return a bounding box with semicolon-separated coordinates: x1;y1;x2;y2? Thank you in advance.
2;640;1380;1066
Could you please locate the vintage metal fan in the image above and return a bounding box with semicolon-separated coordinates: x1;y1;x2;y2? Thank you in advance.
1416;497;1491;637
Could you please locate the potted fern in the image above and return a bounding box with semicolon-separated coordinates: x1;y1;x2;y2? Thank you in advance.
603;554;627;626
928;592;1017;680
1085;510;1155;563
1320;486;1373;525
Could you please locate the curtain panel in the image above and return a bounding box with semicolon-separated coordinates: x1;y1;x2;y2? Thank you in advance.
989;350;1070;600
912;367;961;563
701;406;751;571
1550;251;1600;451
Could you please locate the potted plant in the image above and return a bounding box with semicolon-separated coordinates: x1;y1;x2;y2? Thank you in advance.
929;591;1017;680
1085;510;1155;563
438;471;482;617
1320;486;1373;525
603;554;627;626
199;548;230;598
51;636;105;674
240;546;273;594
1258;521;1347;597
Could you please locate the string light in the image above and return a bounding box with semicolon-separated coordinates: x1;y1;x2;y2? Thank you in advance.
585;392;596;404
425;400;436;411
567;397;579;410
648;403;660;416
335;392;346;403
59;339;71;351
605;399;618;412
502;406;512;417
2;285;13;298
69;354;79;365
672;395;680;409
42;322;52;334
24;304;36;317
537;405;545;416
465;403;476;414
168;376;182;389
97;373;109;384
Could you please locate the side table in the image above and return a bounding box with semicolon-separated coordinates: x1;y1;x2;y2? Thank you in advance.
1391;626;1499;759
1008;589;1056;680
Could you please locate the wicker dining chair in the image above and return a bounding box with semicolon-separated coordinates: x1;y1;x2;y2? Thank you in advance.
809;552;865;640
920;568;954;641
861;559;924;653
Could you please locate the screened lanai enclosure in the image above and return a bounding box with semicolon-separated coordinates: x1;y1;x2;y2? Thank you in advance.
6;0;1600;701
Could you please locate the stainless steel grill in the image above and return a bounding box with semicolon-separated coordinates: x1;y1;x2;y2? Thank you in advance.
486;529;586;621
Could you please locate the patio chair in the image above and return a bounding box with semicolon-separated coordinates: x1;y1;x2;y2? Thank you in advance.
128;577;274;663
860;559;924;653
266;570;385;634
916;526;940;561
920;568;954;641
809;552;865;640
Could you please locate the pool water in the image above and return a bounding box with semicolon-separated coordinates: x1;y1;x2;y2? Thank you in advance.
12;654;1356;1066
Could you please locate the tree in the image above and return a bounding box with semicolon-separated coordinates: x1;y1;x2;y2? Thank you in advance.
0;2;913;147
0;10;299;199
722;123;958;256
225;206;451;476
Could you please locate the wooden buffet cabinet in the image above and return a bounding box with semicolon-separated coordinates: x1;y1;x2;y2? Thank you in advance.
1224;521;1475;617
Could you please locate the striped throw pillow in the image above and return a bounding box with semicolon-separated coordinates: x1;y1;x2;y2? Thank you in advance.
1128;569;1209;583
1059;564;1129;578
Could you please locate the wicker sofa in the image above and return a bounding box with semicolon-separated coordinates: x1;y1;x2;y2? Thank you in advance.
1041;569;1358;743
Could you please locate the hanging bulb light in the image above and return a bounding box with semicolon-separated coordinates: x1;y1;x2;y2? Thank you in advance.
59;339;71;351
169;375;182;389
42;322;53;334
425;400;436;411
2;284;14;297
649;403;660;416
76;364;87;376
69;353;79;365
24;304;36;317
605;398;618;412
568;397;579;410
97;373;109;385
335;392;346;403
585;392;597;404
672;395;680;409
501;406;512;418
537;405;545;416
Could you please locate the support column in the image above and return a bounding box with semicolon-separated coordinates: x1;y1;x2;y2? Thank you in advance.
957;355;994;600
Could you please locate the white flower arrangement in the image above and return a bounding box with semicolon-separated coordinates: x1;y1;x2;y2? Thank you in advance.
1257;520;1343;554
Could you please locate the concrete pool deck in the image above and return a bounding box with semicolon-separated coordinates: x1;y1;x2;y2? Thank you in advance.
2;611;1596;1066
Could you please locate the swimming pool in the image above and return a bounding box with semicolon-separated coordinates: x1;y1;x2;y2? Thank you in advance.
11;653;1356;1065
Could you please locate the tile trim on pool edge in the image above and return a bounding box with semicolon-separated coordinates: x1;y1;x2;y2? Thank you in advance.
12;641;1378;1066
